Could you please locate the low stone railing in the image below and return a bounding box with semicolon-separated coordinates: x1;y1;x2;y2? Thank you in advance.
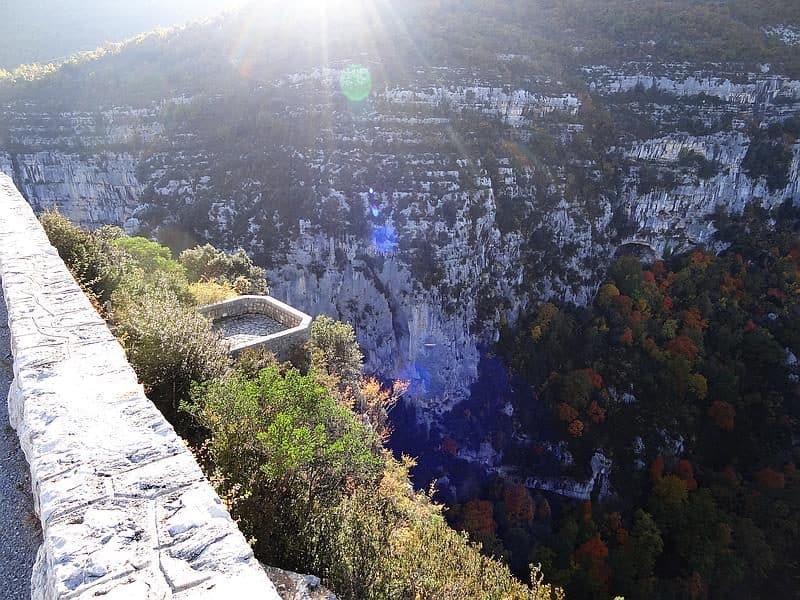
200;296;312;359
0;173;281;598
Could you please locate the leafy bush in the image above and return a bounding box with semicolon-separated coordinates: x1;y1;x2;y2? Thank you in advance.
41;214;193;306
317;457;563;600
40;211;118;303
179;243;267;295
41;214;238;418
188;366;562;600
309;315;364;396
188;280;238;305
113;235;187;276
187;367;383;569
112;286;227;415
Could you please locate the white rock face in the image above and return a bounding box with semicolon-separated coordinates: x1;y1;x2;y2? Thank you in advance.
268;179;612;421
619;132;800;253
0;151;143;230
585;65;800;104
382;85;581;124
764;25;800;46
512;451;612;501
2;62;799;425
0;173;279;599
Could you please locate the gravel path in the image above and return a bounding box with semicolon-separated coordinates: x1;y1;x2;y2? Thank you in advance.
0;289;41;599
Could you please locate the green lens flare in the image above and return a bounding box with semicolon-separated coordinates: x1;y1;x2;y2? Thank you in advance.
339;64;372;102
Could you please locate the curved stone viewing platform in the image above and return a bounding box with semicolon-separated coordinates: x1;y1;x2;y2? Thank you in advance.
0;173;281;598
200;296;312;359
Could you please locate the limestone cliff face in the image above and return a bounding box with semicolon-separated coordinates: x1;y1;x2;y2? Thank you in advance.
619;133;800;253
0;151;143;231
2;64;799;423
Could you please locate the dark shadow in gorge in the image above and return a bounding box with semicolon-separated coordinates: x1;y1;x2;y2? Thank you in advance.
387;347;562;503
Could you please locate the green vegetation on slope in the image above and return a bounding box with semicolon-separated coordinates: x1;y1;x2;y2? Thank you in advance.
41;212;564;600
38;212;264;415
458;202;800;599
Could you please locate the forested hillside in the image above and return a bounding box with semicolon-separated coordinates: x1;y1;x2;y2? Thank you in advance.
471;202;800;599
4;0;800;98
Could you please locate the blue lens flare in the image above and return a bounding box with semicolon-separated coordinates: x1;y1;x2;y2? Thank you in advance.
371;223;398;255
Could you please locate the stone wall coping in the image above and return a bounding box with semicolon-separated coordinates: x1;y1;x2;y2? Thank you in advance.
0;173;281;599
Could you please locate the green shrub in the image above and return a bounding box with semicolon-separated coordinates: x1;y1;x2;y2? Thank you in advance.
187;367;383;569
188;367;562;600
40;211;118;303
113;286;227;415
309;315;364;395
179;244;268;295
188;280;238;306
113;235;187;277
316;456;563;600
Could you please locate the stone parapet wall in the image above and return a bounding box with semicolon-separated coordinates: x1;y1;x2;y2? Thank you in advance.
200;296;312;359
0;173;281;599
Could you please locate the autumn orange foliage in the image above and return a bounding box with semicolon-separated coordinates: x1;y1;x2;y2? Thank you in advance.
708;400;736;431
575;536;611;592
683;307;708;331
583;368;604;389
503;482;535;525
675;459;698;490
613;294;634;316
558;402;579;422
690;251;713;268
440;436;459;456
650;456;665;481
721;465;738;485
588;400;606;424
462;499;497;536
607;512;629;545
755;467;786;490
666;334;699;361
567;419;585;437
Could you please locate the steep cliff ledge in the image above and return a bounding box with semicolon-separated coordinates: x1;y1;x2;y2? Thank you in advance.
0;172;279;598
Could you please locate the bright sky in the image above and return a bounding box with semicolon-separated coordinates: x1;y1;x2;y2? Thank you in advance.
0;0;247;69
